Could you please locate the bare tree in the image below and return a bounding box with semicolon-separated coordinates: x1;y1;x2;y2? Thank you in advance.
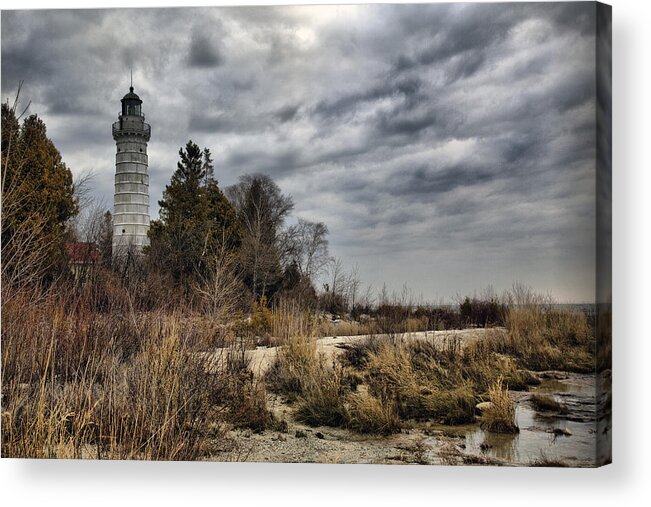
345;264;362;313
193;245;244;319
226;174;294;298
284;218;330;281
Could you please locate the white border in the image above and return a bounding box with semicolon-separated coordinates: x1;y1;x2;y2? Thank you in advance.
1;1;649;505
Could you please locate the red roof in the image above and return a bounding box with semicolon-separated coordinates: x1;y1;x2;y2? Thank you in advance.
66;242;100;263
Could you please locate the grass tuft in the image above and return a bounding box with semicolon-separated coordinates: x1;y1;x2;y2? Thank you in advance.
345;389;401;435
480;377;519;434
530;393;568;414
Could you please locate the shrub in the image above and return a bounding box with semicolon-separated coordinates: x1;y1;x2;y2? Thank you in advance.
250;296;273;337
223;376;274;432
459;297;505;327
413;306;461;331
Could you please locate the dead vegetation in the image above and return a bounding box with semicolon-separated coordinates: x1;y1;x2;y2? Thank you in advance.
1;286;273;460
530;452;570;467
530;393;569;414
261;285;594;441
479;377;519;434
2;279;595;460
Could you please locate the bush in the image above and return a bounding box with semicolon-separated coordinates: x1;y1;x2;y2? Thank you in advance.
459;296;505;327
250;296;273;337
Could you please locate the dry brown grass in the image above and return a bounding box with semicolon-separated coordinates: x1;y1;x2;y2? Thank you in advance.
364;341;476;424
265;329;403;432
294;364;347;427
264;289;591;435
317;319;374;338
480;377;519;434
530;452;570;467
269;299;317;342
264;327;351;427
265;334;319;398
1;286;271;460
460;298;595;376
345;388;401;435
530;393;568;414
499;304;594;372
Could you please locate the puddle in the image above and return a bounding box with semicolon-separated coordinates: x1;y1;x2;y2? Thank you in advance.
428;373;611;466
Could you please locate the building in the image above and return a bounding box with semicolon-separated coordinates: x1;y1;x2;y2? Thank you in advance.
67;242;100;280
111;84;151;258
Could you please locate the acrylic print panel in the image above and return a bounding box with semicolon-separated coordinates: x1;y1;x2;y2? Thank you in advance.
0;2;611;466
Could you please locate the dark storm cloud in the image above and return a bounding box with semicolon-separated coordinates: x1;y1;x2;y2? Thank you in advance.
188;34;222;68
389;164;499;197
274;104;301;123
1;3;602;301
314;77;424;119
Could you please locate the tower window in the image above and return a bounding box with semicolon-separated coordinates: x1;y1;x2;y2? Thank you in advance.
122;229;126;234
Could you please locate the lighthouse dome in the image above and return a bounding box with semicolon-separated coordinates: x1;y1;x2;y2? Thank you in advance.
121;86;143;116
122;86;141;102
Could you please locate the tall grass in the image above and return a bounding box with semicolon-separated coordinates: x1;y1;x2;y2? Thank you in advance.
1;285;270;459
494;305;594;372
364;341;476;424
345;388;401;435
480;377;519;434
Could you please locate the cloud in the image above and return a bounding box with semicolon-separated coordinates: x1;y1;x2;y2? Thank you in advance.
188;34;223;68
1;3;602;302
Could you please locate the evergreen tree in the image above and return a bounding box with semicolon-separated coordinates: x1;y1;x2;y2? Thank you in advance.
1;100;78;286
148;140;239;285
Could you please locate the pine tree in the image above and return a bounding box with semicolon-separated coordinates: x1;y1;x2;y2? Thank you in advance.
148;140;239;285
1;101;78;286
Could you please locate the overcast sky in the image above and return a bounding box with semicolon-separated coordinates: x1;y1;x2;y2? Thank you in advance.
1;3;601;303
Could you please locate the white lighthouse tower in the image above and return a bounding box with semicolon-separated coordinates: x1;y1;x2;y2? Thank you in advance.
112;83;151;258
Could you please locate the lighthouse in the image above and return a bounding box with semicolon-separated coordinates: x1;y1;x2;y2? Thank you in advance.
112;83;151;258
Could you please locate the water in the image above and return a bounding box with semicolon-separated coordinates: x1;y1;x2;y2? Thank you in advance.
428;373;611;466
